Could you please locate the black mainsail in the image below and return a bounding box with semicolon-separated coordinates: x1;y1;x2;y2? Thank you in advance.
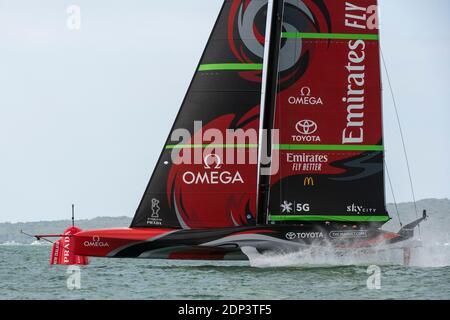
132;0;269;229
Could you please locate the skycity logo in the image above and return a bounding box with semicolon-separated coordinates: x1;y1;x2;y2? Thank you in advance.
182;154;244;185
347;203;377;214
292;120;321;143
288;87;324;106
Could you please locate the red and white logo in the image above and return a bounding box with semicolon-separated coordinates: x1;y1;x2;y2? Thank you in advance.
292;120;321;143
182;154;244;185
83;236;110;248
288;87;324;106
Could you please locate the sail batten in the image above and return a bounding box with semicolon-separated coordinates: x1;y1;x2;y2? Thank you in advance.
274;144;384;151
199;63;263;71
165;144;259;150
282;32;379;40
269;215;390;223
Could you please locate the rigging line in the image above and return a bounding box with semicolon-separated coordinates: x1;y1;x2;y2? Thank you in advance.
380;48;421;236
21;230;85;256
20;230;55;245
385;161;402;227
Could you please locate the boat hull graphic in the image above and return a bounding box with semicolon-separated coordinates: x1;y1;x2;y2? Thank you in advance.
72;226;404;261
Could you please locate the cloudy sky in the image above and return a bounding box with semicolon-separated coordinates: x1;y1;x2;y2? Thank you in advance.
0;0;449;222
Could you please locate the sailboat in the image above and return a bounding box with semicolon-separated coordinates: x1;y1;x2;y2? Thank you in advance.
37;0;427;262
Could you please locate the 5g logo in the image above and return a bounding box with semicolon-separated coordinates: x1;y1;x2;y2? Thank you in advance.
366;265;381;290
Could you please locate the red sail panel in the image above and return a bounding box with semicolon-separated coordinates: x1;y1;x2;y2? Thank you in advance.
268;0;389;224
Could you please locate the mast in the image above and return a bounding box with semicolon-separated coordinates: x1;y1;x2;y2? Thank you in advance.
72;204;75;227
256;0;285;225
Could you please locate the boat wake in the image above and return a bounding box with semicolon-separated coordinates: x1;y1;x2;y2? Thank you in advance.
0;240;51;247
0;241;23;246
409;243;450;268
241;242;450;268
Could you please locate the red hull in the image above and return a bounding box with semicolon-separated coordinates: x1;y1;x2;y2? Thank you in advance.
70;226;403;261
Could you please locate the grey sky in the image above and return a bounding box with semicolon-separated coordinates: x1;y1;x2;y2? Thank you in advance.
0;0;449;223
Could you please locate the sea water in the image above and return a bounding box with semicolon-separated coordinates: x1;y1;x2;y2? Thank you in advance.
0;243;449;300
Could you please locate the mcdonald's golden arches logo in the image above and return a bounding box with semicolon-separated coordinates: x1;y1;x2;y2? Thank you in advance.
304;177;315;186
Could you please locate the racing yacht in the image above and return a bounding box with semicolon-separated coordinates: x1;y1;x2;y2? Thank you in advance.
35;0;427;263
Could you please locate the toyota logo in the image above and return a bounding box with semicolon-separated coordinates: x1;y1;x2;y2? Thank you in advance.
286;232;297;240
296;120;318;135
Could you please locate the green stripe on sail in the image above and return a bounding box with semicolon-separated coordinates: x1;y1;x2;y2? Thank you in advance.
198;63;263;71
274;144;384;151
165;144;383;151
269;215;390;222
165;144;258;149
282;32;379;41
